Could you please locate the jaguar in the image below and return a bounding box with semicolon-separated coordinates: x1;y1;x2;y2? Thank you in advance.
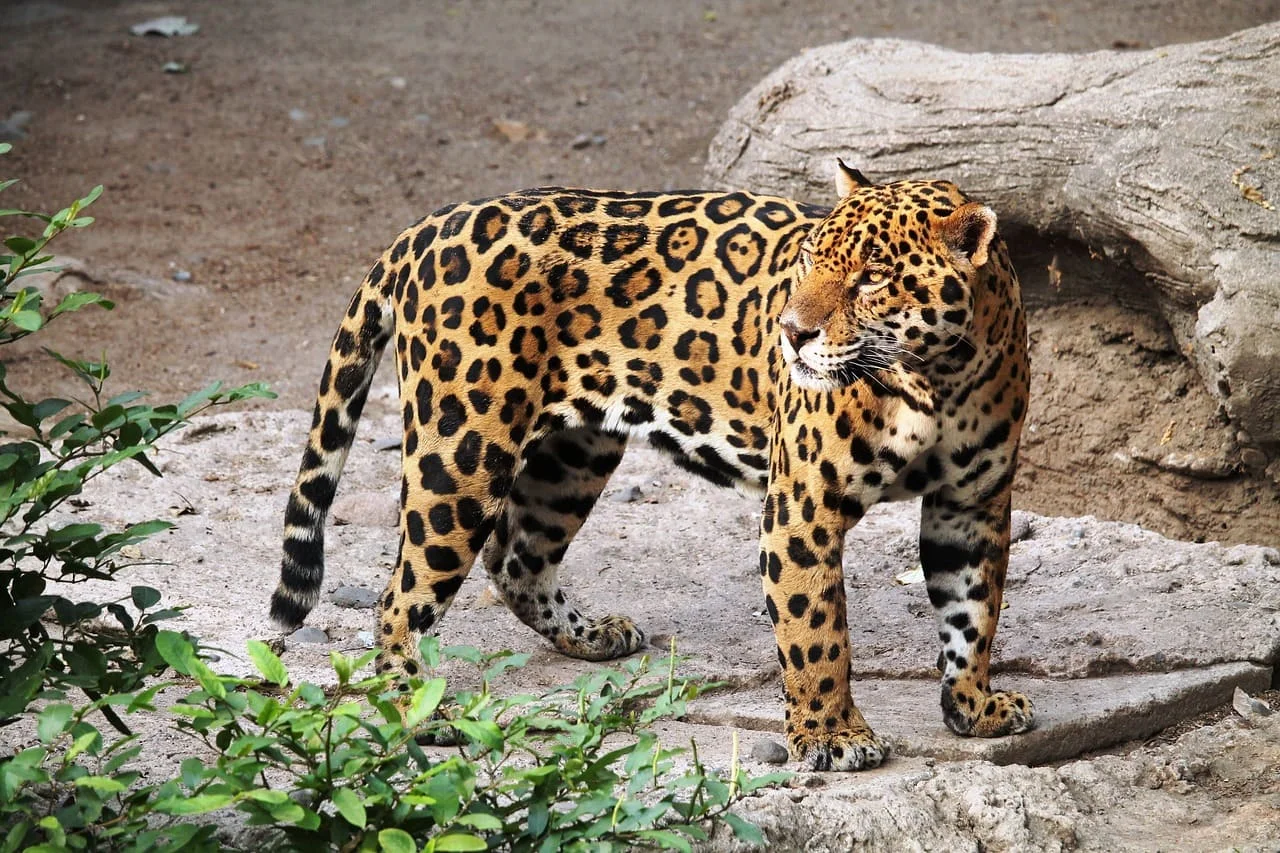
271;162;1034;770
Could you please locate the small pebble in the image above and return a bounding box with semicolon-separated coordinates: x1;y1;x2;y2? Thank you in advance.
569;133;592;150
289;789;319;807
590;133;607;147
302;136;326;148
372;436;401;452
330;584;379;610
1240;447;1268;469
612;484;643;503
1009;511;1033;543
0;110;32;142
751;738;789;765
172;269;192;282
288;626;328;645
328;116;350;128
356;630;376;648
288;108;308;122
389;77;407;89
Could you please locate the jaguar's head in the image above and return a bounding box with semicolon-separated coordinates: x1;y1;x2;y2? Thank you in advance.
780;161;999;392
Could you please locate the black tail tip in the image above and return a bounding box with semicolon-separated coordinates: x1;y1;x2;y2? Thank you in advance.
269;593;310;631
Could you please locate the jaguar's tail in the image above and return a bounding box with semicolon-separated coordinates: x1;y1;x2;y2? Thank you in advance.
270;261;395;629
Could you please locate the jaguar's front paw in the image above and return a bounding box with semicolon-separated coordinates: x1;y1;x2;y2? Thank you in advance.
944;687;1035;737
788;727;890;771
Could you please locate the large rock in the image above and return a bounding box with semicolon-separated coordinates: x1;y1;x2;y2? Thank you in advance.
705;23;1280;463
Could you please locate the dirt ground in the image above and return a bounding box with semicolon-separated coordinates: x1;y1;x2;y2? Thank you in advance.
3;0;1279;555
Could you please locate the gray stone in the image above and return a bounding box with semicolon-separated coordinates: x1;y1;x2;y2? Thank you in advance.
689;662;1272;766
685;709;1280;851
705;23;1280;454
0;110;33;142
750;738;788;765
288;626;327;645
611;484;644;503
330;584;379;610
1233;687;1274;725
331;490;397;527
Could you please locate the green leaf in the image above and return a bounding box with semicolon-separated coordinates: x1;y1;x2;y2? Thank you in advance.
131;585;161;609
191;658;228;699
73;775;127;793
155;630;197;675
180;756;206;790
78;185;104;209
246;639;288;687
635;830;693;852
405;677;447;728
242;789;290;805
332;787;367;828
451;719;504;752
31;398;72;424
433;834;487;852
331;650;353;685
49;291;113;318
3;236;36;256
46;521;102;543
722;813;765;845
8;310;40;332
455;813;503;831
155;792;235;815
36;703;73;743
378;828;418;853
64;727;101;762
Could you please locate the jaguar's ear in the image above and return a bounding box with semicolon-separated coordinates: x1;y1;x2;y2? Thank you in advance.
835;158;872;198
940;202;997;268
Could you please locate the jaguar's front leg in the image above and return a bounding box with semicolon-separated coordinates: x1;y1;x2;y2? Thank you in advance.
759;474;886;772
920;484;1034;737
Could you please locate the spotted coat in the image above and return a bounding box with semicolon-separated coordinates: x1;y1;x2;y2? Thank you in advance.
271;164;1033;771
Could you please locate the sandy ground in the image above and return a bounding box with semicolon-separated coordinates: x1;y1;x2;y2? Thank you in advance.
2;0;1279;545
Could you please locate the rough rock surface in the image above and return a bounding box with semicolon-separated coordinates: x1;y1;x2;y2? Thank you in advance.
704;23;1280;462
702;709;1280;851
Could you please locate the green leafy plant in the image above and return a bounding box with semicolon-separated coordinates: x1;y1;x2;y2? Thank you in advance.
4;636;786;852
0;143;271;725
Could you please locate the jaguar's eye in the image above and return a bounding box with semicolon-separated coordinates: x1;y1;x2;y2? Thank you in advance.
860;267;891;288
797;241;816;276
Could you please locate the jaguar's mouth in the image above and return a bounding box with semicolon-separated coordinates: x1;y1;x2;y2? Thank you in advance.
789;360;841;391
787;343;889;392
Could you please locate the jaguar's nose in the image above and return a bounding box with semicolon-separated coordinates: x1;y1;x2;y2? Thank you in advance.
782;318;820;351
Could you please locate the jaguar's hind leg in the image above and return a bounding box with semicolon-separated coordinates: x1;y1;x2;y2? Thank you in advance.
481;427;644;661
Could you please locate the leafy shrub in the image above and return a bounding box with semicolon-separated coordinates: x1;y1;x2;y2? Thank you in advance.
8;635;784;852
0;141;271;728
